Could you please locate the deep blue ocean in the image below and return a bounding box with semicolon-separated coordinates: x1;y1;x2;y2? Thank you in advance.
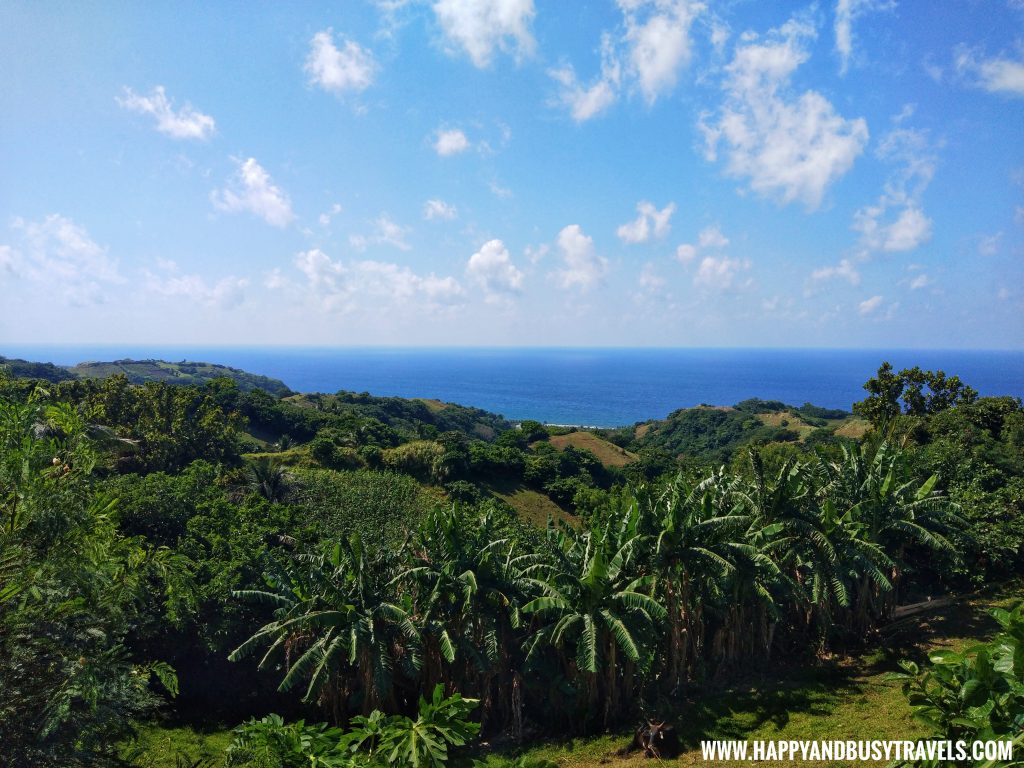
5;345;1023;427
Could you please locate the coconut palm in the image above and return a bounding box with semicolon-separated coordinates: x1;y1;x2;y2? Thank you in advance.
247;456;289;503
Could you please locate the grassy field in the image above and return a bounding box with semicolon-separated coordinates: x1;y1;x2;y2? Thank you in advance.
126;586;1020;767
547;431;638;467
486;477;578;528
755;410;819;440
834;418;872;439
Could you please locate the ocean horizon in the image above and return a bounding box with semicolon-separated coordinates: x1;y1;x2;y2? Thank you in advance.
5;345;1023;427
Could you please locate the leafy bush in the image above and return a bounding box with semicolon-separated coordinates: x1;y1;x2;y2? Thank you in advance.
227;685;479;768
227;713;349;767
890;603;1024;766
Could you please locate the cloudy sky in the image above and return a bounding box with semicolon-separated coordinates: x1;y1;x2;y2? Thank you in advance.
1;0;1022;347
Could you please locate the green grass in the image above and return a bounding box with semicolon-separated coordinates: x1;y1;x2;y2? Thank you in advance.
123;722;234;767
547;431;638;467
485;477;578;528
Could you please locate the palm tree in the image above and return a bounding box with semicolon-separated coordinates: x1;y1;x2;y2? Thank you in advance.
718;451;804;667
247;456;289;503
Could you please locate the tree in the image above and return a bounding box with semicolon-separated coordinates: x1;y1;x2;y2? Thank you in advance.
640;471;742;691
523;519;665;730
0;397;184;767
854;363;978;425
230;534;422;721
405;505;539;736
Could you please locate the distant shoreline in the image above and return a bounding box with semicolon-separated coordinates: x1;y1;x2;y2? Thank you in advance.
5;346;1022;428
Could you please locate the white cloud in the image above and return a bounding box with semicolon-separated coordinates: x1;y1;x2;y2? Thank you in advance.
878;205;932;251
676;224;728;264
637;261;667;293
853;125;936;254
0;245;18;276
423;199;458;220
909;273;930;290
549;0;702;122
419;274;465;304
617;200;676;243
810;258;861;286
319;203;343;227
146;266;248;309
858;294;883;315
288;248;462;311
710;21;730;54
619;0;704;104
489;180;513;198
553;224;608;291
211;157;295;228
466;239;524;300
524;243;549;263
834;0;894;75
693;254;750;290
117;86;216;140
697;224;728;248
350;214;411;251
978;232;1003;256
955;46;1024;97
433;0;536;68
433;128;471;156
549;33;621;122
700;17;869;210
7;214;123;304
305;29;376;94
675;243;697;263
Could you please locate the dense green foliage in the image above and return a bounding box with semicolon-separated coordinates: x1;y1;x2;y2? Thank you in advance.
0;353;79;383
69;358;295;396
227;685;480;767
854;362;979;425
0;358;1021;767
0;397;186;767
891;604;1023;766
232;440;965;736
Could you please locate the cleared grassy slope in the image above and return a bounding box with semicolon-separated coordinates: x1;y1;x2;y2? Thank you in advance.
547;431;638;467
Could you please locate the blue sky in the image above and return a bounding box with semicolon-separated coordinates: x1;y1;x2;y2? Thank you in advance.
1;0;1022;348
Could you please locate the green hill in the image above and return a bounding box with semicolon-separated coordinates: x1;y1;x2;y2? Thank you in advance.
2;353;294;395
0;354;79;383
69;358;293;395
631;398;854;463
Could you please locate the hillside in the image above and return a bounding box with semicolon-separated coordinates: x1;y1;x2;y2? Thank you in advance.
2;353;295;395
69;359;293;395
630;398;855;463
547;430;637;467
0;354;79;383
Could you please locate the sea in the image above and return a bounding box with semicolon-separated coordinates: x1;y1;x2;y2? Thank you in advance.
5;345;1024;427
